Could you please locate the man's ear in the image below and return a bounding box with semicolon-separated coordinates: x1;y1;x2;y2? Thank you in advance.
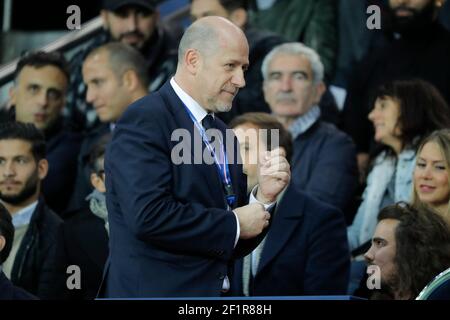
37;159;49;180
0;235;5;253
184;49;201;75
122;70;138;91
9;85;16;106
229;8;247;29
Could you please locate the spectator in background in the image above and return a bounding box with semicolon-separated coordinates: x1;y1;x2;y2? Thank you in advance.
190;0;285;124
0;203;37;300
0;122;62;299
67;0;182;132
346;79;450;295
364;202;450;300
68;42;149;212
341;0;450;177
439;0;450;30
8;51;83;214
413;129;450;225
347;79;450;252
332;0;385;90
230;112;350;296
55;134;110;300
262;42;358;214
247;0;337;82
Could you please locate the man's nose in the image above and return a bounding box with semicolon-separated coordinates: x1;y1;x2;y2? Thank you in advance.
86;86;95;104
280;76;293;92
364;246;375;263
36;91;49;107
232;69;246;88
3;162;15;177
125;13;138;31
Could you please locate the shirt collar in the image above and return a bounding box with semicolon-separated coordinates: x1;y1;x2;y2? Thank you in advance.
288;105;321;140
170;77;210;123
11;201;38;228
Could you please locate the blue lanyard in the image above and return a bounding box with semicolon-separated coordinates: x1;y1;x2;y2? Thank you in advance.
183;105;236;207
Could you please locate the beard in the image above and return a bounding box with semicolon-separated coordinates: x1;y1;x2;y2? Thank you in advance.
384;0;436;35
0;171;39;205
370;272;402;300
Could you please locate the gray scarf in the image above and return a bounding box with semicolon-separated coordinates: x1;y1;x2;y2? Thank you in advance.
86;189;109;235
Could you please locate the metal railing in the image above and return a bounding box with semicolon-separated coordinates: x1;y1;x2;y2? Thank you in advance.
0;4;190;87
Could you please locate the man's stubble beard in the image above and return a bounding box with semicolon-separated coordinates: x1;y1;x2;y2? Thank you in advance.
0;170;40;205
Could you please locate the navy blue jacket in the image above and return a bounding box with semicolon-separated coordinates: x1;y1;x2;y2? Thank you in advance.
291;120;358;213
0;271;37;300
231;185;350;296
101;82;263;298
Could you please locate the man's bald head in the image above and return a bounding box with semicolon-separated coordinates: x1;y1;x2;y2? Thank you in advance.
174;16;249;113
177;16;247;65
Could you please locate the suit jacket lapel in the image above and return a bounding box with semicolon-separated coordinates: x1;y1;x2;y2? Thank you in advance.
256;185;306;275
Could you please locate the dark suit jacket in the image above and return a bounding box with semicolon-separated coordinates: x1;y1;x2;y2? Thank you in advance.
102;81;262;298
0;271;37;300
43;119;83;214
291;121;358;215
55;206;108;300
231;185;350;296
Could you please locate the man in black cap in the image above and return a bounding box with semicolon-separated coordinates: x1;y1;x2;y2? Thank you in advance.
67;0;182;132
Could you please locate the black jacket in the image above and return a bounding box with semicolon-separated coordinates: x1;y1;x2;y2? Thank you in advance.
42;119;83;214
55;206;109;300
10;197;63;299
0;271;37;300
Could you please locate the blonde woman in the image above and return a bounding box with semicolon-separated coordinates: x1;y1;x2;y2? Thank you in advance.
413;129;450;224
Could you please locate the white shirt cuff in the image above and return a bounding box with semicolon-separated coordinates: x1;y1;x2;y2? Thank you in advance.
249;185;276;211
233;211;240;247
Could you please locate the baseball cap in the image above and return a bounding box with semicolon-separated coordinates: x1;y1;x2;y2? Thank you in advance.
102;0;159;11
